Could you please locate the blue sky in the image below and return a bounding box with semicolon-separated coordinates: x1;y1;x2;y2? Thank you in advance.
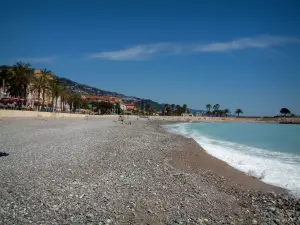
1;0;300;116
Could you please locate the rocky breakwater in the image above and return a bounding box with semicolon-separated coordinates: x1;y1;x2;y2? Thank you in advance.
278;117;300;124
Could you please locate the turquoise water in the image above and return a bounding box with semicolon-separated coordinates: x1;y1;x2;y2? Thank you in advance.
168;122;300;197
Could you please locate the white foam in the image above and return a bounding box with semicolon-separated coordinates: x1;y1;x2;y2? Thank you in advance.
168;123;300;197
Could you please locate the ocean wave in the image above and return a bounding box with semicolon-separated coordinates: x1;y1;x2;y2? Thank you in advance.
167;123;300;197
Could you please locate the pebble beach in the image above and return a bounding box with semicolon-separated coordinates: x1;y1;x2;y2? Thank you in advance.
0;117;299;224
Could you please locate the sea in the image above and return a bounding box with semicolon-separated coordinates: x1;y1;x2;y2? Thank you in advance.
167;122;300;197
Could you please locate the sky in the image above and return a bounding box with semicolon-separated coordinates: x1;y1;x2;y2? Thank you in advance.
1;0;300;116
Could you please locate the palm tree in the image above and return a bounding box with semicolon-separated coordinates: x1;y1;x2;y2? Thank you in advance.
0;66;12;97
59;87;69;112
213;104;220;111
38;69;53;109
5;62;33;102
30;76;45;110
206;104;211;112
223;108;230;117
164;104;169;115
171;104;175;113
212;104;220;117
175;104;181;116
235;108;243;117
182;104;187;113
49;78;63;110
65;91;75;112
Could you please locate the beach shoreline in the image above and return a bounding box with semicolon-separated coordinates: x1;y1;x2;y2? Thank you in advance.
157;120;286;194
1;117;299;224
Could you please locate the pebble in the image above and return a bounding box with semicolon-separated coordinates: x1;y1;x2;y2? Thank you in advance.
86;213;94;218
252;219;257;224
1;119;300;224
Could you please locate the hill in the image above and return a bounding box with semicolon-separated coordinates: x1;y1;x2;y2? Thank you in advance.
58;77;161;111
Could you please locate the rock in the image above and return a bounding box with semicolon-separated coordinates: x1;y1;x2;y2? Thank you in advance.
86;213;94;219
268;207;276;212
273;218;281;225
175;219;183;224
252;219;258;225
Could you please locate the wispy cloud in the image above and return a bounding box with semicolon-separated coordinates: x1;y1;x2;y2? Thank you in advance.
17;56;58;63
195;35;299;52
89;43;183;61
89;35;299;61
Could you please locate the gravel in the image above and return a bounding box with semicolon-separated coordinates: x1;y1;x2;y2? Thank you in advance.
0;118;299;224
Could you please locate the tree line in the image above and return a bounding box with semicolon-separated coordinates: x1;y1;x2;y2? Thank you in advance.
0;62;88;112
162;104;189;116
205;104;243;117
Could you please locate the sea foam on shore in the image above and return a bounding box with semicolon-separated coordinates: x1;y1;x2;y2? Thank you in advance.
167;122;300;197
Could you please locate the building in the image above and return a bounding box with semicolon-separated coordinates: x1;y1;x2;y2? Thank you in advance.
83;95;125;114
122;103;137;115
1;68;70;111
83;95;122;104
124;103;136;111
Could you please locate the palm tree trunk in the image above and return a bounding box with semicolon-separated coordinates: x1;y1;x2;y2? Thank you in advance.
52;96;55;109
24;84;27;105
42;88;45;109
55;95;58;110
37;89;41;111
60;96;63;112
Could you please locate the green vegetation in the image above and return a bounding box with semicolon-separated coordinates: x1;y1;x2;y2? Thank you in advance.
280;108;291;117
0;61;88;112
115;102;122;115
161;104;189;116
205;104;243;117
206;104;211;113
1;62;33;101
235;108;243;117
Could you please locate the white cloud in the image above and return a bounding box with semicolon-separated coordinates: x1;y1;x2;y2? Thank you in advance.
18;56;57;63
89;35;299;61
89;43;182;60
196;35;300;52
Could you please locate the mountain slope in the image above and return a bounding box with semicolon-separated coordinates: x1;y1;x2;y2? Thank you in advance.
58;77;162;110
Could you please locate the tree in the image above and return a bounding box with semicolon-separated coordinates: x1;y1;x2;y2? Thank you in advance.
166;105;172;116
235;108;243;117
175;105;182;116
223;108;230;117
171;104;175;113
4;62;33;102
206;104;212;113
30;75;45;110
37;69;53;109
213;104;220;111
115;102;122;115
0;66;12;97
182;104;187;113
280;108;291;117
59;87;69;111
94;101;114;114
49;78;63;110
72;93;86;111
65;91;74;112
164;104;169;116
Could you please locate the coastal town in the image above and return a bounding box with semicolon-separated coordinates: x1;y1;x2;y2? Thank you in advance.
2;1;300;224
0;63;151;115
